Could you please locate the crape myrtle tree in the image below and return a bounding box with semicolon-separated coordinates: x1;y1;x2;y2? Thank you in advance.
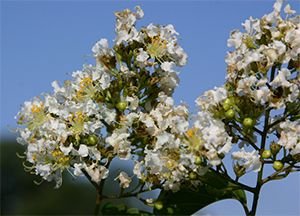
16;0;299;215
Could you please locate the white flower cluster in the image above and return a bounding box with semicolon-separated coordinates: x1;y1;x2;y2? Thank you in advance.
15;1;299;193
16;6;193;190
194;87;232;166
17;65;113;187
225;0;299;109
133;93;205;192
277;119;300;156
192;0;299;177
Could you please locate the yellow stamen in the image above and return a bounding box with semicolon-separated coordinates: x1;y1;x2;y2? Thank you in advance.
146;36;167;59
31;103;44;113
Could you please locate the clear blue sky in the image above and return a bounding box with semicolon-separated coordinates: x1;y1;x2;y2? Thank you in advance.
1;0;299;215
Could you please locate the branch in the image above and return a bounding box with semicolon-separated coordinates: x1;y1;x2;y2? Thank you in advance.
262;165;300;184
230;123;259;151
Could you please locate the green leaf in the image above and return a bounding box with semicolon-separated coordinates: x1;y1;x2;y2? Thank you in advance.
154;170;247;215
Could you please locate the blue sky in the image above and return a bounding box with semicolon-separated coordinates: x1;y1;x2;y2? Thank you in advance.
1;0;300;215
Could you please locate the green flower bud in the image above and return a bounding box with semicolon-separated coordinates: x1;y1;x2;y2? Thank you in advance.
243;117;254;128
154;201;163;211
225;109;235;119
116;101;127;111
270;142;281;155
223;98;234;111
261;150;272;159
87;135;98;146
194;156;202;165
189;172;197;180
273;161;284;171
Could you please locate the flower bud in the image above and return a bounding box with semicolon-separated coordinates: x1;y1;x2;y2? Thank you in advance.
225;109;235;119
234;164;246;177
116;101;127;111
87;135;98;146
243;117;254;128
270;142;281;155
261;150;272;159
273;161;284;171
223;98;234;111
189;172;197;180
194;156;202;165
154;201;164;210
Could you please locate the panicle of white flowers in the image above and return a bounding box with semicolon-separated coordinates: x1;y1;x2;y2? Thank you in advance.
15;1;299;194
16;6;195;191
193;0;299;178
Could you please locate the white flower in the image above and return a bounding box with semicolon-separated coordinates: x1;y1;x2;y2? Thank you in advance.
106;129;131;159
115;171;132;188
272;40;286;56
232;148;262;172
78;144;89;157
51;81;65;94
270;68;292;88
106;129;130;147
284;4;296;14
85;163;109;184
136;48;149;62
196;86;227;110
273;0;283;13
194;111;232;166
161;61;176;72
89;147;101;161
156;132;173;149
92;38;113;57
227;30;243;48
135;6;144;19
285;28;300;59
236;76;257;96
254;86;270;105
126;96;139;110
277;120;300;152
74;163;84;176
146;23;159;37
60;144;73;155
244;51;262;66
35;164;52;178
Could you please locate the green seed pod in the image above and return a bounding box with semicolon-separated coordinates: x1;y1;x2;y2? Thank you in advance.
225;109;235;119
154;201;164;211
223;98;233;111
194;156;202;165
261;150;272;159
87;134;98;146
273;161;284;171
243;117;254;128
189;172;197;180
116;101;127;111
